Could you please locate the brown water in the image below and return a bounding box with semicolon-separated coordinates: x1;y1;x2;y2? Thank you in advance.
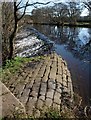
33;24;91;106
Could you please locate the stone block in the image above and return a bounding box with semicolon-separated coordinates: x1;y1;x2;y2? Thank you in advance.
1;82;26;118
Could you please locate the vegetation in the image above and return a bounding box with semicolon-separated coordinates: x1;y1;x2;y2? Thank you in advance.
1;0;91;119
0;54;91;119
1;1;54;63
0;56;45;83
1;93;91;119
31;1;91;26
2;1;29;61
83;0;91;12
1;0;91;64
0;108;73;120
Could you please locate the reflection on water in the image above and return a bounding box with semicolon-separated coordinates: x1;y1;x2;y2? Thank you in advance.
78;28;90;46
33;24;91;105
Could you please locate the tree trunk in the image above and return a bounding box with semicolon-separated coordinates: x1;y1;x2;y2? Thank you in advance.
8;32;15;59
8;2;17;60
8;20;17;59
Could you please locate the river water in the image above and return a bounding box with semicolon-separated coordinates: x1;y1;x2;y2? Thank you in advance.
33;24;91;106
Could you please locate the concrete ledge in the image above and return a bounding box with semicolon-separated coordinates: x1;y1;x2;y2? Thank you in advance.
0;82;26;118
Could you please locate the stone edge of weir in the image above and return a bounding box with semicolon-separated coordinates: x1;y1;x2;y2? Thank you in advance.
1;52;74;118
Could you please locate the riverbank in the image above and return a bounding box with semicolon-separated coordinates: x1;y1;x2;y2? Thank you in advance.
30;22;91;28
32;24;91;106
1;52;89;119
1;26;91;119
1;53;74;118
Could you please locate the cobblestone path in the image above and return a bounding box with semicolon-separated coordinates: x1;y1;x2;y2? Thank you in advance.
5;53;73;117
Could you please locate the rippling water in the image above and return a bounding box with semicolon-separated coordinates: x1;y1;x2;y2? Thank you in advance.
33;24;91;105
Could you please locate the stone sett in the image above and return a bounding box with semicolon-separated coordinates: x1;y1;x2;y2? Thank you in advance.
2;52;73;117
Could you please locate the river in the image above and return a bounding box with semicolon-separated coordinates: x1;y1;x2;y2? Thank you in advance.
33;24;91;106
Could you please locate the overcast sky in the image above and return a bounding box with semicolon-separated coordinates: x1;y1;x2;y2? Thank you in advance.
29;0;85;3
20;0;89;16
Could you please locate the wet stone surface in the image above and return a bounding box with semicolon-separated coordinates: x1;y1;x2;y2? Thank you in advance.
14;27;54;57
3;53;73;117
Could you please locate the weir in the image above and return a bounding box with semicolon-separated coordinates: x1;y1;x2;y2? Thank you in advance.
1;53;73;117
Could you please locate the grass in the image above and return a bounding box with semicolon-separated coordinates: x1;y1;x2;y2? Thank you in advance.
1;56;90;119
1;94;88;119
0;56;45;83
0;107;75;120
40;107;74;119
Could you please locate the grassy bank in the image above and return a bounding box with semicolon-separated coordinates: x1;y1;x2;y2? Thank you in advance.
64;22;91;28
1;103;90;119
0;56;45;83
31;22;91;28
0;56;90;119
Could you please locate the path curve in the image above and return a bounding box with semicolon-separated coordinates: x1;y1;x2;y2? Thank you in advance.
3;52;73;117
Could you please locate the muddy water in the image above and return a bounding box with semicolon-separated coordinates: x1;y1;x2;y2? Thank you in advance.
33;24;91;105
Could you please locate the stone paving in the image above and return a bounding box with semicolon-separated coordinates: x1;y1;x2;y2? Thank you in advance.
1;82;26;118
3;52;73;117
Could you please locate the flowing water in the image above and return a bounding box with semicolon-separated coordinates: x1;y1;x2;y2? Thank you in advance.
33;24;91;106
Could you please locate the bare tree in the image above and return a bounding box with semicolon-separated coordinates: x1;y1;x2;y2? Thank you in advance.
8;1;30;59
2;1;53;61
53;3;68;25
83;1;91;16
83;1;91;10
2;1;29;61
2;2;14;62
67;2;81;24
31;6;55;24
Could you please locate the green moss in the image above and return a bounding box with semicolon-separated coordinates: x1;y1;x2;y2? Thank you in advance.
0;56;45;83
41;108;61;119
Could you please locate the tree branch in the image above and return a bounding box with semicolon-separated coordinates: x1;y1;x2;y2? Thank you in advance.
83;2;91;10
17;1;55;10
16;0;22;7
17;0;29;21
